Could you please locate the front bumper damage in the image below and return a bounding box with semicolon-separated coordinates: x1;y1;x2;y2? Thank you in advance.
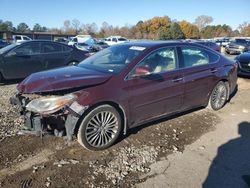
10;93;88;141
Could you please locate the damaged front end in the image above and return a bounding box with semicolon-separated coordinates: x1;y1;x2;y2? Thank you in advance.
10;92;88;141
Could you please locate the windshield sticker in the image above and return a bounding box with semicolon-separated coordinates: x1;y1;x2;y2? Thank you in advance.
129;46;146;51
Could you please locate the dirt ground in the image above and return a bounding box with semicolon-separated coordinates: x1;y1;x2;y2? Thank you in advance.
0;76;249;188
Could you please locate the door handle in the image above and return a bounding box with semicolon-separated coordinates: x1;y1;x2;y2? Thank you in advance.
172;77;183;82
210;68;218;73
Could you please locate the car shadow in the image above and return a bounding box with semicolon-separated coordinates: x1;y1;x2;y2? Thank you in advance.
118;106;204;142
203;121;250;188
228;84;238;103
0;79;23;86
238;75;250;79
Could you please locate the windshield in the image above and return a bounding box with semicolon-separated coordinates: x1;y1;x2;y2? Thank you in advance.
0;43;18;55
78;45;146;74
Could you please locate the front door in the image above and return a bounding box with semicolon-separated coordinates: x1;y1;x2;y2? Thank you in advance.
126;47;184;127
3;42;43;79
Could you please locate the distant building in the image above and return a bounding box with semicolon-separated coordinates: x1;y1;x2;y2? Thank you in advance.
0;31;75;43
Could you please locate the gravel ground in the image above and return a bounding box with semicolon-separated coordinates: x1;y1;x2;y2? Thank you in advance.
0;80;220;188
0;68;243;187
0;84;23;142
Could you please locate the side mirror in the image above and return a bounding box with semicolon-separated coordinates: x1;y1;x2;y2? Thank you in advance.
133;66;151;77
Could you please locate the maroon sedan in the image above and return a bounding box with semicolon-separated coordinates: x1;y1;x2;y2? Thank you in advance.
11;41;237;150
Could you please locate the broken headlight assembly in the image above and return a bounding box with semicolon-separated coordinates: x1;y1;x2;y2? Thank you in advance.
26;94;76;114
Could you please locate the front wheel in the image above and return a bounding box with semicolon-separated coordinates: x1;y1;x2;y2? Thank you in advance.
77;105;122;150
208;81;228;110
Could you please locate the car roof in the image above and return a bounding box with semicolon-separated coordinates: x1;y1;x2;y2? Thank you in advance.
18;40;70;45
115;40;186;48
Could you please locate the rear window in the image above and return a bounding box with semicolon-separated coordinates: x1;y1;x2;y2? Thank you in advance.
41;43;63;53
118;38;127;41
63;45;73;52
181;46;219;68
23;37;30;40
15;36;21;40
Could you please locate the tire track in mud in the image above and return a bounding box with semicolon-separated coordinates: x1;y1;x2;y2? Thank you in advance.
0;149;54;179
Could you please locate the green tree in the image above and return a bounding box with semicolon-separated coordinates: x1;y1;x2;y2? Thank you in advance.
159;23;184;40
33;23;42;32
17;22;30;32
170;22;185;39
159;26;172;40
0;20;14;31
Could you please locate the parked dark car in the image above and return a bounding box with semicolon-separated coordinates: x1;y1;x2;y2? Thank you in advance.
90;40;109;52
225;38;250;55
75;40;109;53
192;41;221;52
0;40;89;82
0;39;9;49
10;41;237;150
54;37;69;44
235;52;250;77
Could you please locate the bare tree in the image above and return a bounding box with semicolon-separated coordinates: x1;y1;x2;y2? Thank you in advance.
63;20;71;33
194;15;213;30
82;22;98;36
72;19;80;34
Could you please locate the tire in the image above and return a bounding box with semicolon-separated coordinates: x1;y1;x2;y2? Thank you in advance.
77;105;122;150
68;61;78;66
208;81;228;111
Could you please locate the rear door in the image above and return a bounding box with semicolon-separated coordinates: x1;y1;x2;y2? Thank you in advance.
3;42;43;79
126;47;184;126
41;42;71;70
178;45;220;109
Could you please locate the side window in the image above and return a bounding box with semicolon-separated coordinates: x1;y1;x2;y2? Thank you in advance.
23;37;30;40
13;43;40;55
133;47;177;75
15;36;21;40
181;46;209;68
63;45;73;52
112;38;117;42
41;43;63;53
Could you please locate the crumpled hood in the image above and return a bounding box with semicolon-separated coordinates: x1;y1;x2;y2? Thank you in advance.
17;66;112;94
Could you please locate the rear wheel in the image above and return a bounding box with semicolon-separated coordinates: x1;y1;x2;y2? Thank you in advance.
77;105;122;150
208;81;228;110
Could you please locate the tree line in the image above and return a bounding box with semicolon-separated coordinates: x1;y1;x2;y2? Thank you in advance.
0;15;250;39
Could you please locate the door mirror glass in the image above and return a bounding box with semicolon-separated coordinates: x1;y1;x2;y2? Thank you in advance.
134;66;151;77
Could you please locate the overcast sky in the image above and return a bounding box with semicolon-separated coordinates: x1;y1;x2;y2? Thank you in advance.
0;0;249;30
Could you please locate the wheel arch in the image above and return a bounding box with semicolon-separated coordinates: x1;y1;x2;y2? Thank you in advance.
74;101;127;136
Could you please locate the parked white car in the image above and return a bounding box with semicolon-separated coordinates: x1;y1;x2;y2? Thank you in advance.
68;35;95;46
104;36;129;46
12;35;32;43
